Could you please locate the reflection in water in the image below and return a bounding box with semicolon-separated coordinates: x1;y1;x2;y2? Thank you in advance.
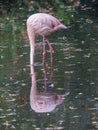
30;64;69;113
0;12;98;129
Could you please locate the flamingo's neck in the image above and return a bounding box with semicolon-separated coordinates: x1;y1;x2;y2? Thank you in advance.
27;26;35;65
27;26;35;45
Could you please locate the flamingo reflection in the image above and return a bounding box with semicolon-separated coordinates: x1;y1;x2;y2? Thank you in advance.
30;63;69;113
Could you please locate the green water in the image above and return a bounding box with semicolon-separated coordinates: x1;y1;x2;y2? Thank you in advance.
0;12;98;130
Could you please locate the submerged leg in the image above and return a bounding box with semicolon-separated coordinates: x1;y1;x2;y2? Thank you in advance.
43;63;47;92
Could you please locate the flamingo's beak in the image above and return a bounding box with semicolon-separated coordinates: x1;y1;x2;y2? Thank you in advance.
59;24;68;29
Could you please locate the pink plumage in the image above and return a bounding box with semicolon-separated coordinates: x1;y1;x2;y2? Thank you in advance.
27;13;67;65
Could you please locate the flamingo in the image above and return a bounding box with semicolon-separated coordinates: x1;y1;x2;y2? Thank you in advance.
27;13;67;65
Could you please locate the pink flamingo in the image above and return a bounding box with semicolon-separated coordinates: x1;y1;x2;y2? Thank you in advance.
27;13;67;65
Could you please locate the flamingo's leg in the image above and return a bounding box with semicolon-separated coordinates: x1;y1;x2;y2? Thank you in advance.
44;38;53;63
42;36;46;64
45;38;53;53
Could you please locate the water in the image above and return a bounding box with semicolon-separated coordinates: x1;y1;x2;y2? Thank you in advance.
0;14;98;130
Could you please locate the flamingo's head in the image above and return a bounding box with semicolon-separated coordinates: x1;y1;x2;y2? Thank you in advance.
54;23;68;31
58;24;68;29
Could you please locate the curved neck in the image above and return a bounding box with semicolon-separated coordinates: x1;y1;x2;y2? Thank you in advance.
27;26;35;45
27;26;35;65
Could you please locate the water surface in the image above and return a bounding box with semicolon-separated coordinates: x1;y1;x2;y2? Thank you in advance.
0;14;98;130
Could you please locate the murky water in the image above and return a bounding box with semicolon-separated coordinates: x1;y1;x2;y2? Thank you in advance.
0;14;98;130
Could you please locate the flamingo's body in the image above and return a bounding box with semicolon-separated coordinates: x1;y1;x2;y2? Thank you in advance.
27;13;67;65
